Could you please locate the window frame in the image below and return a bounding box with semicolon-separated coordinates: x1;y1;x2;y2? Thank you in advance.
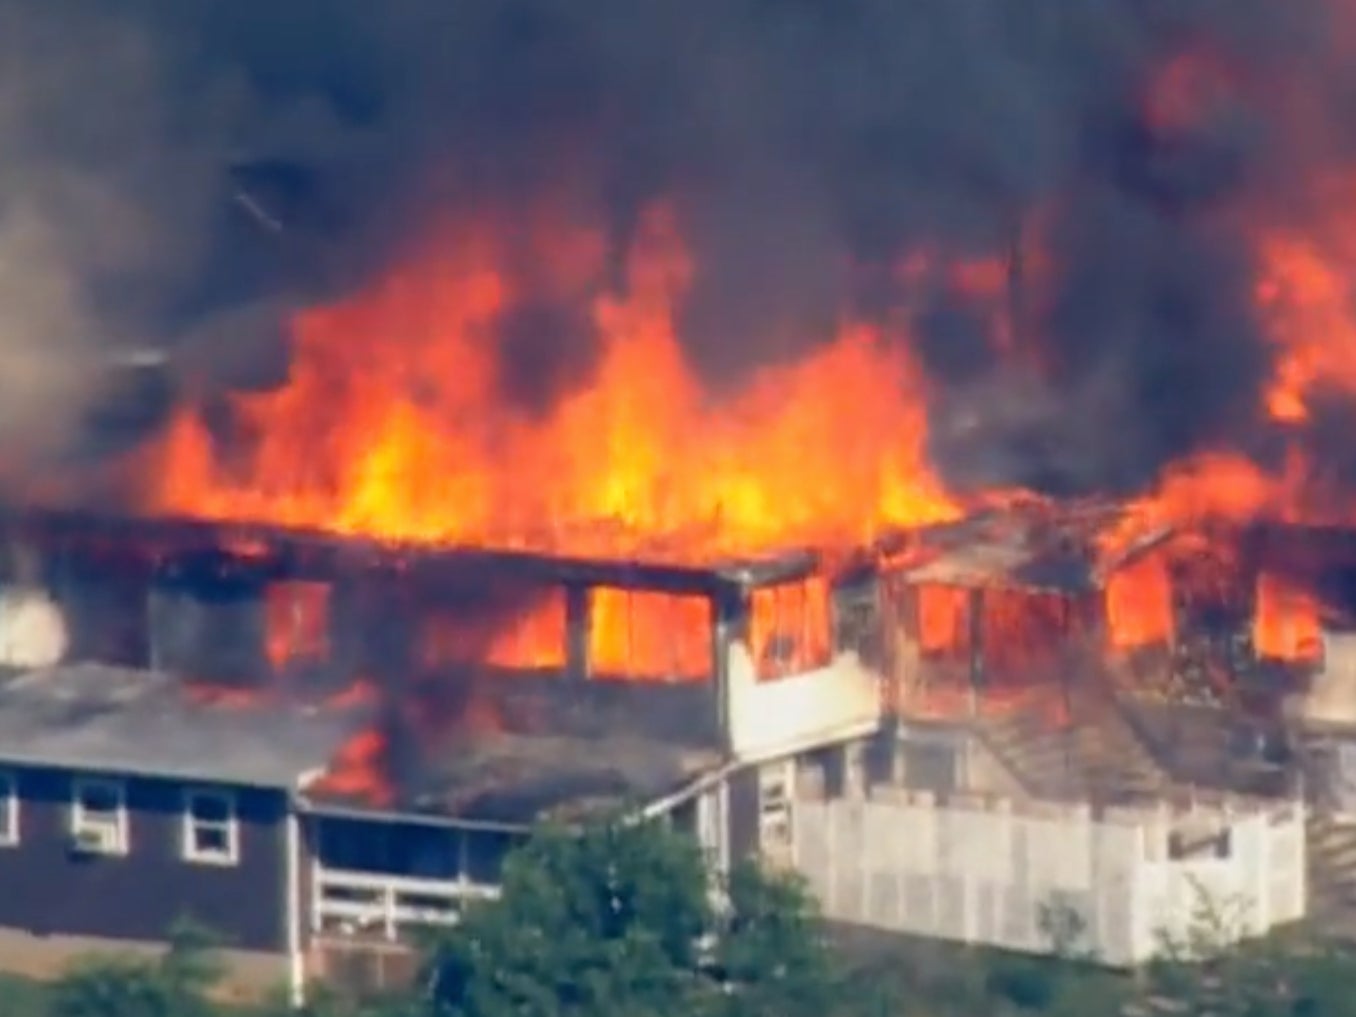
181;787;240;867
0;770;18;847
757;760;794;854
70;777;129;856
750;580;833;682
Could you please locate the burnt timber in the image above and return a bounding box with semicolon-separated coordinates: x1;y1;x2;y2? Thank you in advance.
336;732;724;827
0;507;820;596
886;502;1174;594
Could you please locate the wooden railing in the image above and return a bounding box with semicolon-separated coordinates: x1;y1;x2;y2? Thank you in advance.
313;868;500;940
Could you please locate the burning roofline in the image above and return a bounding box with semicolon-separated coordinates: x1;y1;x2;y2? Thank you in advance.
876;500;1178;594
0;506;823;596
0;493;1187;600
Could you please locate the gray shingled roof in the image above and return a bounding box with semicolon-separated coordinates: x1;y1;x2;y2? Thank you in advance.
0;663;372;788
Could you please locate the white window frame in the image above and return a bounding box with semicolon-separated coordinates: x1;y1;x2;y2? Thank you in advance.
0;770;18;847
182;788;239;866
757;760;794;853
70;778;128;856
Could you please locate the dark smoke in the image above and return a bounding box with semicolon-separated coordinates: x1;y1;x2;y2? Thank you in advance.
0;0;1346;495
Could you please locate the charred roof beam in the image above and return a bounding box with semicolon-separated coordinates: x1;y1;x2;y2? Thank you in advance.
0;507;821;598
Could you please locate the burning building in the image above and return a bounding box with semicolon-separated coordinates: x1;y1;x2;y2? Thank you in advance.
14;0;1356;998
0;489;1323;987
0;500;892;995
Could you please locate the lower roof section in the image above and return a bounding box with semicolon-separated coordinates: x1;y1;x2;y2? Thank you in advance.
0;663;373;790
304;731;725;828
891;502;1173;593
0;663;731;828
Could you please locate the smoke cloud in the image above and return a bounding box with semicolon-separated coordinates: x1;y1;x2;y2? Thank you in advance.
0;0;1349;494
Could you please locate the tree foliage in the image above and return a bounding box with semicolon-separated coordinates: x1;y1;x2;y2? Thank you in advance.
48;918;224;1017
1141;885;1356;1017
715;859;835;1017
422;818;836;1017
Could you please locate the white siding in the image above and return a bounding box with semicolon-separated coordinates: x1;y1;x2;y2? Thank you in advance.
793;790;1306;967
725;644;880;758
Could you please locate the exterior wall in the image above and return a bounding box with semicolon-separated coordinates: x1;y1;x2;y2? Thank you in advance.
888;722;1030;799
958;732;1030;799
1287;631;1356;726
1303;734;1356;818
0;767;289;954
792;788;1306;967
725;644;880;759
1135;805;1307;950
878;577;1100;726
483;675;720;745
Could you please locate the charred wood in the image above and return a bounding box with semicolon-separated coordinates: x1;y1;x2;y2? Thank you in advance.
0;507;820;597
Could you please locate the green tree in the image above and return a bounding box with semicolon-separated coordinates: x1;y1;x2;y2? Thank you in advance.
1142;885;1298;1017
425;819;713;1017
1136;882;1356;1017
422;818;837;1017
48;918;224;1017
714;860;835;1017
1285;942;1356;1017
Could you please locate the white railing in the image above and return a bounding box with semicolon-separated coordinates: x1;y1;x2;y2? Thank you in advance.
792;795;1307;966
313;868;501;941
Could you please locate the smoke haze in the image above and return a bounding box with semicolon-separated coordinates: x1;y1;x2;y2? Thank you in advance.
0;0;1348;494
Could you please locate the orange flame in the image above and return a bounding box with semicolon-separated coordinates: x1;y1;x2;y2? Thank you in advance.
1105;552;1175;651
982;590;1075;673
420;591;567;672
1255;196;1356;430
589;588;711;681
135;158;1356;715
263;581;331;672
749;577;832;680
1122;193;1356;532
308;729;393;808
150;204;956;561
1253;572;1322;664
917;585;969;655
